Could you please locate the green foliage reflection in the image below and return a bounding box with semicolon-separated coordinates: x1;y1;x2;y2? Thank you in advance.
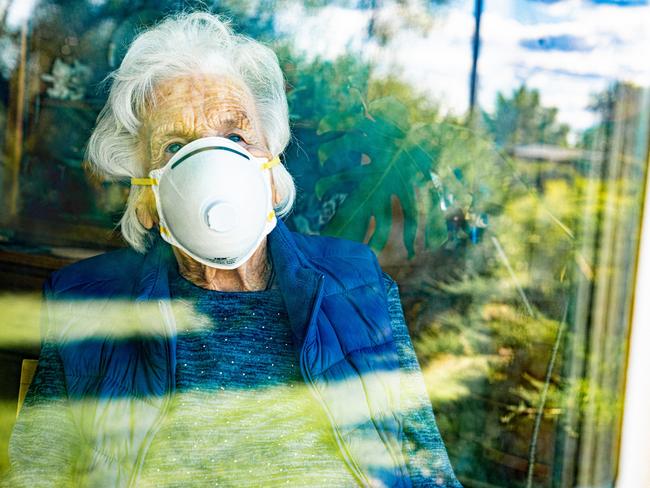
281;41;646;486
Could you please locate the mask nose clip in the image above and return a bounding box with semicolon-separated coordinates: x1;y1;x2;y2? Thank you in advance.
204;201;239;233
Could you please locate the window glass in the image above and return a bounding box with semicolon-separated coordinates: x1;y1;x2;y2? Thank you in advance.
0;1;648;487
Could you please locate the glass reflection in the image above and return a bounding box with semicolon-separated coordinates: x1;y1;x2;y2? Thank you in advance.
0;1;647;487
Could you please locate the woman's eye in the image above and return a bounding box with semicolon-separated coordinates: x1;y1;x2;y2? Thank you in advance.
226;134;243;143
165;142;184;154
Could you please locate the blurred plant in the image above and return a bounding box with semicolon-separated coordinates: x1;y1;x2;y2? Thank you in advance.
312;95;505;256
482;84;570;149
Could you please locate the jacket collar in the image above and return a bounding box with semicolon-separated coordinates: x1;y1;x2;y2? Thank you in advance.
267;218;325;348
134;219;325;349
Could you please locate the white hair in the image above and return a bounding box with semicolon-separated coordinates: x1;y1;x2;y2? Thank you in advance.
85;12;295;252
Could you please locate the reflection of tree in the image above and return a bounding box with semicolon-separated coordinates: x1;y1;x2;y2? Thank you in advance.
0;0;179;232
281;46;502;258
482;85;570;149
283;42;644;487
280;46;539;484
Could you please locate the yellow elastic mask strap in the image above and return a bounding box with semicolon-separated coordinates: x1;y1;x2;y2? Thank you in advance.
131;177;157;186
267;210;275;222
260;156;281;170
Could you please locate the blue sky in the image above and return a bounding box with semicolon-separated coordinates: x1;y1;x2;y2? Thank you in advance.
276;0;650;138
588;0;647;6
519;34;594;52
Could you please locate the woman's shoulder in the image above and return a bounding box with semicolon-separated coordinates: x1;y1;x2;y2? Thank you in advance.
45;246;143;298
289;231;395;296
290;230;377;261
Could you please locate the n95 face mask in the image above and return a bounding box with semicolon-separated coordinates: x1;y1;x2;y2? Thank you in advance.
131;136;280;270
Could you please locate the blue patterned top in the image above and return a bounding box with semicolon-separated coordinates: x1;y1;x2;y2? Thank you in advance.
137;267;358;486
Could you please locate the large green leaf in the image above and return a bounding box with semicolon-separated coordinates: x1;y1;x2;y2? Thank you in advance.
316;96;434;256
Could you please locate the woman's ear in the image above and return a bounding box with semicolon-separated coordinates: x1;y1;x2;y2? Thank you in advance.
135;187;158;230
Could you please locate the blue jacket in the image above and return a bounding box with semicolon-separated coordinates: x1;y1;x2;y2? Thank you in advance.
7;219;461;487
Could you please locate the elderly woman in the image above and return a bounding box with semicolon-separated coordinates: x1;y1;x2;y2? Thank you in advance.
6;12;461;488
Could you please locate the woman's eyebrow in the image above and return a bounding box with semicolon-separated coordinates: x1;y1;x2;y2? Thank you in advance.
207;112;252;130
150;122;194;140
147;124;192;160
150;112;252;139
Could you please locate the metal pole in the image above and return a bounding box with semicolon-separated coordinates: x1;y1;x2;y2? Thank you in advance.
469;0;483;118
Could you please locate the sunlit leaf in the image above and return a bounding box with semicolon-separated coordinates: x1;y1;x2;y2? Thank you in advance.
316;97;435;256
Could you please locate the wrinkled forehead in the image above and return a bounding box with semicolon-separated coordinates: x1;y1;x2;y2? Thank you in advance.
142;74;259;127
